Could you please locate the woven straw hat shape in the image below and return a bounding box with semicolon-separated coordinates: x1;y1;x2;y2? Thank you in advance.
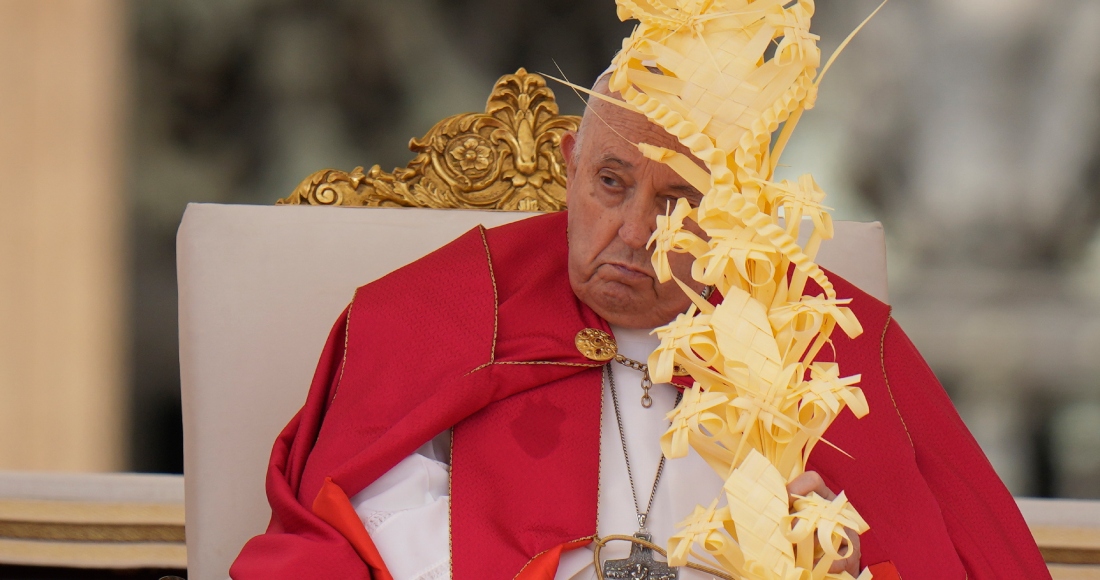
606;0;837;298
611;0;820;163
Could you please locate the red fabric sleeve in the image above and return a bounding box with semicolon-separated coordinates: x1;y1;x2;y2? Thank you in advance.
313;478;393;580
883;320;1050;579
230;306;374;579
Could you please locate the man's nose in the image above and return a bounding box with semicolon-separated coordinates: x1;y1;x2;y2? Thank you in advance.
617;192;657;250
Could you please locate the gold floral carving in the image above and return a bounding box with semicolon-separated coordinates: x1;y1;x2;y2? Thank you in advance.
277;69;579;211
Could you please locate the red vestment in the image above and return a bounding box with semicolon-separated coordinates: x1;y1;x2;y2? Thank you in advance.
230;211;1049;579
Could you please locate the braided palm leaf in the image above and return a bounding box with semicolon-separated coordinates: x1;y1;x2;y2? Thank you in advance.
597;1;885;578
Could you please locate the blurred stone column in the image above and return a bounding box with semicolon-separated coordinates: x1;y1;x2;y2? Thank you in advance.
0;0;127;470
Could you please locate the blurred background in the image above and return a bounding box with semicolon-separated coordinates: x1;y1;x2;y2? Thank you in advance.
0;0;1098;499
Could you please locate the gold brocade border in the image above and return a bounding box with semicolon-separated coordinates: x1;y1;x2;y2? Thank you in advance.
0;498;185;546
448;423;455;578
0;537;187;570
879;314;914;449
331;288;358;404
492;361;603;369
479;226;499;366
1040;547;1100;565
0;521;184;543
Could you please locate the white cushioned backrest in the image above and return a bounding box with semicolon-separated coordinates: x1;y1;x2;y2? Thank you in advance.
176;204;887;580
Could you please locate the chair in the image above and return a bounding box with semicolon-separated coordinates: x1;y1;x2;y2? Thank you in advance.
178;69;1094;580
177;69;890;580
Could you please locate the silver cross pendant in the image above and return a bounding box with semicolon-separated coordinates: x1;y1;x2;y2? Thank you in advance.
602;532;678;580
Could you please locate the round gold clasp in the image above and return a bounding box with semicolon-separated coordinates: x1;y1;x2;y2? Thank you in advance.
575;328;617;362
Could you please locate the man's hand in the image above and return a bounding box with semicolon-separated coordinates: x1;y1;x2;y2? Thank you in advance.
787;471;861;576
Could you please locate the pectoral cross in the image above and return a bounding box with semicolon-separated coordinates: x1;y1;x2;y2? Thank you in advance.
602;532;678;580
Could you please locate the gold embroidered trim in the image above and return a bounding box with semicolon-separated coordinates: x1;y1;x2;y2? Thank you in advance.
493;360;604;368
466;362;493;375
331;289;358;403
448;426;455;577
467;359;606;376
466;363;492;376
463;225;501;377
512;536;597;580
0;521;185;543
880;314;914;448
596;364;605;535
478;226;499;365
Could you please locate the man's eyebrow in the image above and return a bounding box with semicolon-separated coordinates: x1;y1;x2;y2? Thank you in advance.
669;184;703;198
598;155;632;168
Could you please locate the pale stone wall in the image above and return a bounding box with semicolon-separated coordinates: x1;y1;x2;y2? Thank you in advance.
0;0;127;471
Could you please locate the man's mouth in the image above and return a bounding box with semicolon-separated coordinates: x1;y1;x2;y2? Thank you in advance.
601;262;652;283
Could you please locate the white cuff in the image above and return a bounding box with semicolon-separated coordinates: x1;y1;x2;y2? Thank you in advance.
351;451;451;580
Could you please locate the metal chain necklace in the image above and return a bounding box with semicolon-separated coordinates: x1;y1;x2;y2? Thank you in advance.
612;353;658;408
600;364;680;579
604;289;713;408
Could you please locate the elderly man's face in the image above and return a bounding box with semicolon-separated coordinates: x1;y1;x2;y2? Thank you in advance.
562;85;708;329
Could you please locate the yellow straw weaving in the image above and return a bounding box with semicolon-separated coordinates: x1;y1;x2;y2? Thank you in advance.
581;1;886;578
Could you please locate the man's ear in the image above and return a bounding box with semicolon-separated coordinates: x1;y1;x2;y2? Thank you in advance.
561;131;577;172
560;131;578;206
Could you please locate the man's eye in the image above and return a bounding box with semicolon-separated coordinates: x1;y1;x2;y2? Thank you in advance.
599;174;621;188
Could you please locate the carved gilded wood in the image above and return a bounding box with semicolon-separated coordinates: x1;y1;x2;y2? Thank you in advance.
277;69;579;211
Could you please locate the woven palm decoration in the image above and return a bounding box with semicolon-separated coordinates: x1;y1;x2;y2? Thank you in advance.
582;1;884;578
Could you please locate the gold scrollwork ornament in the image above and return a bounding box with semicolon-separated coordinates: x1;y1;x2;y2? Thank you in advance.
278;68;579;211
